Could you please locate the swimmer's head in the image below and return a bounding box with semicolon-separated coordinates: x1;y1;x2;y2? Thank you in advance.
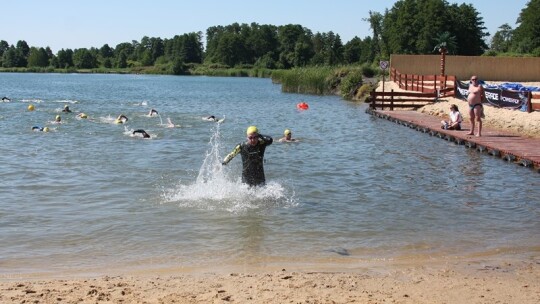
79;113;88;119
64;105;69;109
43;127;49;132
55;115;61;122
284;129;291;136
246;125;258;135
28;104;35;111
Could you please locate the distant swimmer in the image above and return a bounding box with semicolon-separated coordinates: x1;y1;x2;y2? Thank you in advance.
204;115;224;123
148;109;159;116
54;115;62;123
222;126;273;187
166;117;175;128
32;126;49;132
76;113;88;119
1;96;11;102
133;129;151;138
278;129;298;142
115;114;128;124
62;105;72;113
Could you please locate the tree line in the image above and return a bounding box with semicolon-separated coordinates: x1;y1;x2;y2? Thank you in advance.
0;0;537;73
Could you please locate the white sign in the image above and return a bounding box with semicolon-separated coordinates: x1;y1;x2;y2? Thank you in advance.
379;61;389;70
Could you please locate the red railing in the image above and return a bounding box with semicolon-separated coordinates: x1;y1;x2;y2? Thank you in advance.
390;67;456;97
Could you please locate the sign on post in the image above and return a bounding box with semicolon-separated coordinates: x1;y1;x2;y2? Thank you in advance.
380;61;389;93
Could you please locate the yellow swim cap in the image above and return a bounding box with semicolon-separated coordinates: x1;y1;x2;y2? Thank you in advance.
28;104;35;111
43;127;49;132
80;113;88;119
246;125;258;135
55;115;61;121
284;129;291;135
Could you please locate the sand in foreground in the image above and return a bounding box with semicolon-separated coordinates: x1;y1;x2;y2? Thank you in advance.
1;260;539;304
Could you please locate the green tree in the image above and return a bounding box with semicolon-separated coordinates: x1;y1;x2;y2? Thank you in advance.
73;48;97;68
343;37;362;64
100;44;114;58
116;52;128;68
511;0;540;53
1;46;19;67
490;23;513;52
27;47;49;67
446;3;488;55
56;49;74;68
277;24;312;68
0;40;8;66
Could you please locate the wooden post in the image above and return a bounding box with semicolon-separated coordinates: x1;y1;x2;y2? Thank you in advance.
390;90;394;111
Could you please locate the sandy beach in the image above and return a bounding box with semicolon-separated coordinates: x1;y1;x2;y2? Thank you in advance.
377;80;540;138
1;259;538;303
1;80;539;304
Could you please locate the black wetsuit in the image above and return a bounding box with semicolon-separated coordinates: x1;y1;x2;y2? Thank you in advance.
223;134;273;186
133;129;150;138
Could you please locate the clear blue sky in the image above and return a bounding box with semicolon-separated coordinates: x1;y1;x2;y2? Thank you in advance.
0;0;529;52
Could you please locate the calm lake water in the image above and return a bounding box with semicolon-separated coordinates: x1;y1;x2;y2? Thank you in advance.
0;73;538;278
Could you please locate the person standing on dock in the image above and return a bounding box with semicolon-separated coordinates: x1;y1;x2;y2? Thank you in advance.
222;126;273;187
467;76;485;136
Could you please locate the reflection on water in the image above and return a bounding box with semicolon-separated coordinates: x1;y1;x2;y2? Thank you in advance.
0;73;538;277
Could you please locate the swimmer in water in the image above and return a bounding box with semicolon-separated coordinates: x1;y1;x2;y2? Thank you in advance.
115;114;128;124
1;96;11;102
62;105;72;113
222;126;273;187
148;109;158;116
278;129;298;142
133;129;151;138
32;126;49;132
166;117;175;128
76;113;88;119
54;115;62;124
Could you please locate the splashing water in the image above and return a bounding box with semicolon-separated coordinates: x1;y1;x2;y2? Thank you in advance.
162;124;297;213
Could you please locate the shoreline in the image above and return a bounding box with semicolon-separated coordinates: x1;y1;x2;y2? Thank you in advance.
1;255;539;303
1;258;538;303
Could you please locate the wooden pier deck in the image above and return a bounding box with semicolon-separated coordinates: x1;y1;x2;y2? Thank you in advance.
366;108;540;172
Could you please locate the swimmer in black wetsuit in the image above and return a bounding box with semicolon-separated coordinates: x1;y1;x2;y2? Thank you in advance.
133;129;151;138
2;96;11;102
148;109;158;116
222;125;273;186
62;105;72;113
32;126;50;132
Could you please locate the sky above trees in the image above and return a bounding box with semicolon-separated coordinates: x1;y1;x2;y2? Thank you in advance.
1;0;530;52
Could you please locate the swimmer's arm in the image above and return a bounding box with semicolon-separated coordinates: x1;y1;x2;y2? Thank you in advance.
259;134;273;145
222;144;241;165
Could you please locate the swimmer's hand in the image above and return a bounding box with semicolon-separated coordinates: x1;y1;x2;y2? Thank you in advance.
221;162;227;166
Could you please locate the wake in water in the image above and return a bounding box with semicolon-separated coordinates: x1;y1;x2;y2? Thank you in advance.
162;124;297;213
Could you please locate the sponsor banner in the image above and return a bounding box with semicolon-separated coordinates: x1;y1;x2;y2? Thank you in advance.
455;81;530;112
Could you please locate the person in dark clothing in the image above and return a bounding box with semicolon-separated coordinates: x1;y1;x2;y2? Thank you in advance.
133;129;151;138
222;125;273;186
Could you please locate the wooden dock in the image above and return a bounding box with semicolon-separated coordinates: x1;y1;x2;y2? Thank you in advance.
366;108;540;172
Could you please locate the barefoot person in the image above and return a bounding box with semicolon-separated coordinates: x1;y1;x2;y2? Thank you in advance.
467;76;485;136
222;126;273;187
441;104;463;130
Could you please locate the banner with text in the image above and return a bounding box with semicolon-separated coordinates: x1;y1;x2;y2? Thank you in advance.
455;80;530;112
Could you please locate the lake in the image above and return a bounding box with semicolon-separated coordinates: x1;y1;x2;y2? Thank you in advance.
0;73;538;279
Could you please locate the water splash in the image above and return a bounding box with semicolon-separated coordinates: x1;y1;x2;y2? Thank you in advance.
162;124;297;213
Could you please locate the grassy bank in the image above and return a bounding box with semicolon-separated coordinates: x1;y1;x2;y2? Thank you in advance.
271;65;378;100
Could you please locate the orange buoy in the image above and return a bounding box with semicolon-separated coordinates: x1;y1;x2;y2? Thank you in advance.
297;102;309;110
